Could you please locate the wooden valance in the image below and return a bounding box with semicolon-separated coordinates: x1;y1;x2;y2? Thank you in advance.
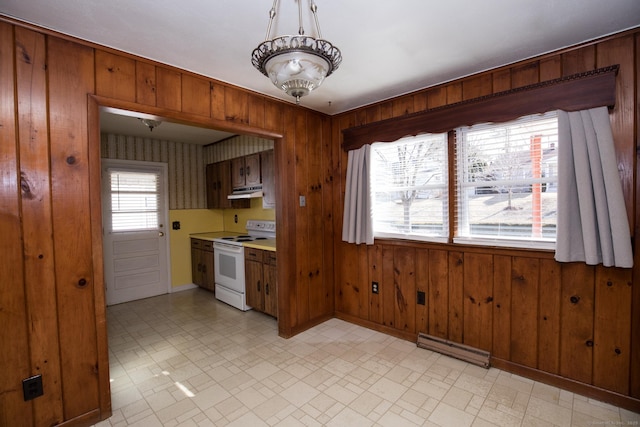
342;65;619;151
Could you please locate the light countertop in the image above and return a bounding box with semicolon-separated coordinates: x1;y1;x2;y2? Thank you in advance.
190;232;276;252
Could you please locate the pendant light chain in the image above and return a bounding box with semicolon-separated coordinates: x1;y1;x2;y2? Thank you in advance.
310;1;322;39
264;0;278;41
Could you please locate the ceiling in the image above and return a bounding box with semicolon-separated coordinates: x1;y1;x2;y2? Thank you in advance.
3;1;639;144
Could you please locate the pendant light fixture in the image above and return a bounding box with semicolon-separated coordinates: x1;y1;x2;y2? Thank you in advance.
251;0;342;104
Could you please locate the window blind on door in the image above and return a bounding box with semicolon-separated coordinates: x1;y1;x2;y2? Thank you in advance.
108;169;160;231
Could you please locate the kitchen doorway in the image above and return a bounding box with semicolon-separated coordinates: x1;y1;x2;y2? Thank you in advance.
101;159;170;305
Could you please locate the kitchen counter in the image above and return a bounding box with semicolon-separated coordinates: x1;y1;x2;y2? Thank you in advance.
189;231;242;241
190;232;276;252
243;239;276;252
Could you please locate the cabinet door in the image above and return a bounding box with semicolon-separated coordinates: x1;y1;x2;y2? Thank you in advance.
244;153;261;186
191;241;204;287
261;150;276;209
263;262;277;317
231;157;245;189
201;241;215;291
245;259;264;311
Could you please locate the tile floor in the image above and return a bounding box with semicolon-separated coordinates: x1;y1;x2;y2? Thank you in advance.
95;288;640;427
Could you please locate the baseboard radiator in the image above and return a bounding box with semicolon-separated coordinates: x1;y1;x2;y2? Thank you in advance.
417;333;491;368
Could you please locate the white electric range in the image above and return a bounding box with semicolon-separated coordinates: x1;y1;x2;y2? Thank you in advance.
212;220;275;311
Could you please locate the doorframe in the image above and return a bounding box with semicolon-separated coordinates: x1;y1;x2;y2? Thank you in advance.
88;94;286;417
101;158;172;302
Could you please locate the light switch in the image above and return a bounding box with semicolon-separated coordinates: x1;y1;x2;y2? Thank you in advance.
299;195;306;207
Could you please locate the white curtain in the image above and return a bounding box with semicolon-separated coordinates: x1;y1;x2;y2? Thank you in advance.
555;107;633;268
342;144;374;245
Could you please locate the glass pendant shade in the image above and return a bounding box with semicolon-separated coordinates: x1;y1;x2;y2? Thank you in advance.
251;1;341;104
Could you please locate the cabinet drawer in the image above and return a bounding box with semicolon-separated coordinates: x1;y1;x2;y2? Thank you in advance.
191;238;203;249
245;247;262;261
264;251;276;265
201;240;213;252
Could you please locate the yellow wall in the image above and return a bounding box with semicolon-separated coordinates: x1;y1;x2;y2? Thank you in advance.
223;198;276;233
169;203;274;287
169;209;223;287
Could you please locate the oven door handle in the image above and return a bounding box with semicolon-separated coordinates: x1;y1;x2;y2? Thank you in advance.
213;241;244;254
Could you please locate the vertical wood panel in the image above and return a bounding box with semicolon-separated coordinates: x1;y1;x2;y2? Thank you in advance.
369;244;383;324
181;74;210;116
392;97;414;117
538;259;561;374
560;263;595;384
248;94;265;129
463;253;493;351
210;82;225;121
428;250;449;339
492;69;511;93
427;87;447;109
307;114;328;320
539;57;562;82
415;248;429;335
224;86;250;124
337;243;359;316
511;62;539;88
294;110;311;325
510;257;539;368
593;267;632;394
135;61;156;106
561;45;596;76
492;255;511;360
94;50;135;101
47;36;100;419
597;35;635;227
394;247;416;333
448;251;464;342
632;32;640;400
156;67;181;111
0;22;33;427
462;74;493;100
15;26;64;426
382;245;395;328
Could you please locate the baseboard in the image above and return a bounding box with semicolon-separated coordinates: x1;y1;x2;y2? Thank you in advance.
491;357;640;413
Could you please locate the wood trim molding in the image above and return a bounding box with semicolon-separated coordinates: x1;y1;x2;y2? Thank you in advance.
342;65;619;151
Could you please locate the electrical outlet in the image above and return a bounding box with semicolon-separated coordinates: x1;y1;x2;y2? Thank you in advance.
22;375;44;401
172;221;180;230
371;281;379;294
417;290;426;305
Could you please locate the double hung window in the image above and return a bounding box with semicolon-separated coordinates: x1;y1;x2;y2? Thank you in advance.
370;112;559;247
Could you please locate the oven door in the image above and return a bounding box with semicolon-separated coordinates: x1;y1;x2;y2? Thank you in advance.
213;241;245;292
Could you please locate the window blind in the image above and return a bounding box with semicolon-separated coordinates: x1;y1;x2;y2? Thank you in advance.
455;111;558;243
108;169;160;232
370;133;448;240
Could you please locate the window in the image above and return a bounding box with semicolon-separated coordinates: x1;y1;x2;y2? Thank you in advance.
370;133;448;241
108;170;161;231
456;112;558;246
368;112;558;247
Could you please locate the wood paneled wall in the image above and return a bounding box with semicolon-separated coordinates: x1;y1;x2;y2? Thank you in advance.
330;30;640;411
0;17;333;425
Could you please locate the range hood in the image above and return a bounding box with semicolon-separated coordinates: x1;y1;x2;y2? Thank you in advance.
228;185;263;200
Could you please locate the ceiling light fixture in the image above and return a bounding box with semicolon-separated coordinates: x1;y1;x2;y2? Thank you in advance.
139;118;162;132
251;0;342;105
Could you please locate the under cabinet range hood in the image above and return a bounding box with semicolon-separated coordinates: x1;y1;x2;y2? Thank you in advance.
228;185;263;200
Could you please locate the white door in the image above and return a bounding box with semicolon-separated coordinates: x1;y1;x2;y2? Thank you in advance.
102;159;170;305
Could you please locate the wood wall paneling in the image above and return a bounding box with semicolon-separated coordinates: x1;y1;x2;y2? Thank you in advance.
0;21;33;427
427;249;449;339
462;253;493;352
415;248;429;335
181;75;211;117
510;257;539;368
537;258;562;374
48;36;101;420
156;67;182;111
492;255;511;361
592;267;632;394
135;61;157;106
95;50;136;102
448;251;464;342
16;26;64;426
632;31;640;400
393;247;416;333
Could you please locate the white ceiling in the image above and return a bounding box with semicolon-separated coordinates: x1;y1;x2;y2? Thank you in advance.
3;0;639;143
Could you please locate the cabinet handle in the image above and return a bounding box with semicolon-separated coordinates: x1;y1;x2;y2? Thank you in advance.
240;166;244;177
257;280;261;292
246;166;251;176
197;264;202;272
265;283;269;295
202;265;206;273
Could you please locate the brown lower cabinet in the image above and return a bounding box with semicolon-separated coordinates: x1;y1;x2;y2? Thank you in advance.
245;247;277;317
191;238;215;291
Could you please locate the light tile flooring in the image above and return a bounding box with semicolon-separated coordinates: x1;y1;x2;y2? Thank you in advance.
96;288;640;427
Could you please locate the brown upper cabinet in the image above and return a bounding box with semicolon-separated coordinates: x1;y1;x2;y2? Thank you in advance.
206;160;250;209
232;153;261;189
261;150;275;209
